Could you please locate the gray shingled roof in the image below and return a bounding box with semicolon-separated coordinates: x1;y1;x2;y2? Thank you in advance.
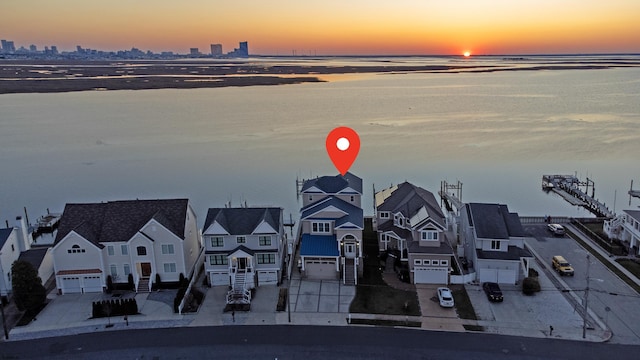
301;172;362;195
301;196;363;228
408;239;453;254
376;182;445;228
0;228;13;248
477;246;532;260
468;203;525;239
18;247;49;272
203;207;282;235
54;199;189;247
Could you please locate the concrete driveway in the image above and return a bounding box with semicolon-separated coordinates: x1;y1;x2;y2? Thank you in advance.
415;284;464;332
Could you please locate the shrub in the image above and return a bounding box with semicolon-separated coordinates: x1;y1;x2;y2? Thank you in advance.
528;268;539;277
522;277;541;295
106;275;114;294
128;273;135;291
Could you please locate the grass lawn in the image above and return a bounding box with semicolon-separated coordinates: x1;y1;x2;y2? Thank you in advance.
349;318;422;327
450;285;477;321
349;218;421;316
617;258;640;279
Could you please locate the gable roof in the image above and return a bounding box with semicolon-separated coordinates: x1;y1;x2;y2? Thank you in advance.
0;228;13;249
203;207;282;235
301;196;363;228
468;203;525;239
376;182;445;227
54;199;189;246
18;247;49;271
301;172;363;195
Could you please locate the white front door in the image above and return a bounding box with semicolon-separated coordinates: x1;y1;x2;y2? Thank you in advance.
345;243;356;258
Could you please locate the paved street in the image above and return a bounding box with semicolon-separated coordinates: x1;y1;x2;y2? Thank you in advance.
524;223;640;344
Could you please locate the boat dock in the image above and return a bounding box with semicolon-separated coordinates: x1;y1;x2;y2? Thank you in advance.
542;175;614;218
439;180;464;212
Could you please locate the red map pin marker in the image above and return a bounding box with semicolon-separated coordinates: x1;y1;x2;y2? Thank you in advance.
326;126;360;175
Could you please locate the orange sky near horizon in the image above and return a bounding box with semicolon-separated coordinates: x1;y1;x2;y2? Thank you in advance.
2;0;639;55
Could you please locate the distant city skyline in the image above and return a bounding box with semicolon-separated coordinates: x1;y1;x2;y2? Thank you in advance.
2;1;640;56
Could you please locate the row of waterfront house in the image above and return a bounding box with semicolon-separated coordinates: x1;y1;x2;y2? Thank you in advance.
5;172;637;306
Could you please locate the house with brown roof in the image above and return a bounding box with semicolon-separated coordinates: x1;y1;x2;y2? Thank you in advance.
51;199;200;294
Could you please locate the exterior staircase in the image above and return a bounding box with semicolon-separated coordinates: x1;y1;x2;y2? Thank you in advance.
226;270;251;305
137;277;150;293
344;258;356;286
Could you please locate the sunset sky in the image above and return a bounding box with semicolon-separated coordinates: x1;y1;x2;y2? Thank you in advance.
3;0;639;55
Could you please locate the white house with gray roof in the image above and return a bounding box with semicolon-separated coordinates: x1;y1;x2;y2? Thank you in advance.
0;216;34;300
460;203;533;284
51;199;200;294
375;182;453;284
202;207;285;305
604;209;640;255
298;172;363;285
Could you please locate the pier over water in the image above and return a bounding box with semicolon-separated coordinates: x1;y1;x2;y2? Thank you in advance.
542;175;614;218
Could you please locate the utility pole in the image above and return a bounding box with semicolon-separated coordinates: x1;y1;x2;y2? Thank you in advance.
583;254;590;339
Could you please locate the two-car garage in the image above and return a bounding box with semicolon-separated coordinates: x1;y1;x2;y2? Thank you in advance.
478;268;517;285
413;266;449;284
57;270;104;294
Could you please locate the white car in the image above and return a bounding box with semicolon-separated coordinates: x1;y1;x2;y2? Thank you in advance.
437;287;455;308
548;223;565;236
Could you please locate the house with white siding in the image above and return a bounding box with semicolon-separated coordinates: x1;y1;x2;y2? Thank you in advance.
460;203;533;285
202;207;285;305
0;216;36;301
51;199;200;294
298;172;363;285
375;182;453;284
604;209;640;255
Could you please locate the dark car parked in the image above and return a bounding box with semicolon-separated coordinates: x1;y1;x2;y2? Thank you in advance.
482;282;504;302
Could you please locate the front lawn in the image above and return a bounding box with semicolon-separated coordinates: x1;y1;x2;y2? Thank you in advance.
617;258;640;279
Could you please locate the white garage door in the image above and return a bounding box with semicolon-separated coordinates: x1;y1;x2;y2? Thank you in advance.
83;276;103;293
61;277;81;294
209;272;230;286
258;270;278;285
305;259;337;280
497;269;517;284
479;268;498;283
413;267;448;284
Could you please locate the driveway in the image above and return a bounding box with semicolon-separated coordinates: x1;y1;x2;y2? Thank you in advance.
415;284;464;332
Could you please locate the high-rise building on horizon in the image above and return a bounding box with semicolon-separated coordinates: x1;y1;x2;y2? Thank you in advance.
210;44;222;56
226;41;248;58
189;47;200;57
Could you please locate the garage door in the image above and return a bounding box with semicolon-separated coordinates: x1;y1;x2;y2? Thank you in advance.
305;259;337;280
413;267;448;284
497;269;517;284
61;277;81;294
209;272;230;286
258;270;278;285
83;276;103;293
479;268;498;283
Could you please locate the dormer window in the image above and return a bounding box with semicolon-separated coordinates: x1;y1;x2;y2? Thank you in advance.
312;221;331;234
421;230;438;241
379;212;390;219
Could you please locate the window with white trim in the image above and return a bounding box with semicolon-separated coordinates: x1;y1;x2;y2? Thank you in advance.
124;264;131;276
421;230;438;241
237;236;246;244
107;246;115;256
67;244;86;254
259;235;271;246
164;263;177;273
210;237;223;247
423;259;431;265
161;244;175;254
257;253;276;264
432;260;439;266
209;255;228;265
379;211;390;219
490;240;500;250
121;244;128;255
441;260;449;266
312;222;331;233
110;264;118;277
414;259;422;265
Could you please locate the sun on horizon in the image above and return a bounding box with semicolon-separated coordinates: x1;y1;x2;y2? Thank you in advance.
463;51;471;57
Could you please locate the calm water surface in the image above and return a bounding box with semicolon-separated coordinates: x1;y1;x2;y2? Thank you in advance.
1;58;639;225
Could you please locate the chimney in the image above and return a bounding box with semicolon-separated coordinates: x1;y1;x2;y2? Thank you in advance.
15;216;32;251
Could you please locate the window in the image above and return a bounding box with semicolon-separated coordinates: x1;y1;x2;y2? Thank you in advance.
350;195;355;202
107;246;115;256
257;253;276;264
423;259;431;265
379;212;390;219
124;264;131;276
209;255;228;265
164;263;177;273
432;260;439;266
162;244;175;254
210;236;224;247
421;231;438;241
67;244;85;254
490;240;500;250
309;195;313;202
414;259;422;265
236;236;246;244
137;246;147;256
11;244;15;252
259;235;271;246
441;260;449;267
312;222;330;233
121;245;128;255
110;264;117;277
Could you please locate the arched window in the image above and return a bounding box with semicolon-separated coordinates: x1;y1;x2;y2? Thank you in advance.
137;246;147;256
